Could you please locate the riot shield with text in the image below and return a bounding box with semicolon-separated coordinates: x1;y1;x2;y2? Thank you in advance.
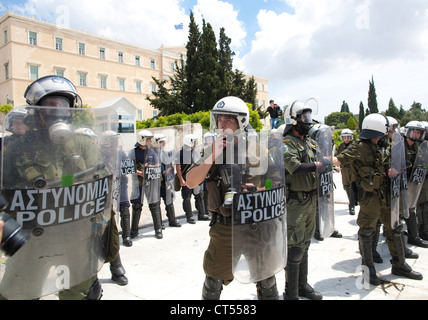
0;105;118;300
407;141;428;211
142;155;162;205
231;131;287;284
390;132;407;228
316;126;335;239
160;148;177;206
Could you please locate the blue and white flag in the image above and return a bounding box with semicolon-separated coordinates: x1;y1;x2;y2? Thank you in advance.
174;23;183;30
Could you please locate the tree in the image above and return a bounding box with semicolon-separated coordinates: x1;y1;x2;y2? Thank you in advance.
358;101;365;131
368;76;379;114
218;27;234;99
385;98;400;120
340;100;350;113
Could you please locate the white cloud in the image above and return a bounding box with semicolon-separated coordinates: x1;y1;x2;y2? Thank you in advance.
192;0;247;52
240;0;428;120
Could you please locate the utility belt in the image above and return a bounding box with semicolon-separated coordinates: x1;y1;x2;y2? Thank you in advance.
210;212;232;226
288;189;318;201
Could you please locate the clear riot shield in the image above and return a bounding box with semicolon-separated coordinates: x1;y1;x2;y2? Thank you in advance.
390;132;407;228
231;131;287;284
160;148;176;206
316;126;335;239
0;105;118;300
142;150;162;205
407;141;428;212
117;145;138;211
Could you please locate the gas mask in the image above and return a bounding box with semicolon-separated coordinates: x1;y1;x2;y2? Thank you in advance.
38;96;74;144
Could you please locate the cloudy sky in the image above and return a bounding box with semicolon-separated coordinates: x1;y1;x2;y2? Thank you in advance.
1;0;427;120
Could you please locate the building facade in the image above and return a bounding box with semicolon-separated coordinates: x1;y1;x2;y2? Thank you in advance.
0;10;269;122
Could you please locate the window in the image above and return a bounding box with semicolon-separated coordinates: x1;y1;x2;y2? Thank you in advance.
4;29;7;44
152;110;158;118
55;69;64;77
100;76;107;89
170;62;175;73
29;65;39;80
151;83;157;93
29;31;37;45
119;79;125;91
5;63;9;80
135;81;142;93
79;73;87;86
118;51;123;63
55;37;63;50
118;123;135;134
137;109;142;121
135;55;140;66
150;58;155;69
78;42;86;55
99;47;105;59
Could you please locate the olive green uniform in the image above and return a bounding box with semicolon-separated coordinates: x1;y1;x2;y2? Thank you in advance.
195;141;279;300
337;138;422;282
335;141;358;214
404;139;428;247
283;132;322;300
1;131;120;300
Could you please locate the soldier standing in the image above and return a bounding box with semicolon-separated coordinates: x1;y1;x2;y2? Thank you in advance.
281;99;338;300
403;121;428;248
186;96;282;300
337;114;423;286
130;130;163;239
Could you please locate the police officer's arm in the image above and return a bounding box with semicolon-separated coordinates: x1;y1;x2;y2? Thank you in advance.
186;139;225;189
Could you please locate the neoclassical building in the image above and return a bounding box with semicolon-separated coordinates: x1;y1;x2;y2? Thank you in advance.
0;10;269;125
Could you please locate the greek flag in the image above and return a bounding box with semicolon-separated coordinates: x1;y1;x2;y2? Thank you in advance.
174;23;183;30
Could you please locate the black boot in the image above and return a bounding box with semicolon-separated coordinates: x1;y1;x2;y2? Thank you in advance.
195;193;210;221
110;254;128;286
202;276;223;300
130;202;142;239
284;247;305;300
183;195;196;224
359;228;380;286
120;206;132;247
391;226;423;280
406;208;428;248
149;202;163;239
166;204;181;227
256;276;279;300
402;233;419;259
372;220;383;263
420;206;428;241
298;243;323;300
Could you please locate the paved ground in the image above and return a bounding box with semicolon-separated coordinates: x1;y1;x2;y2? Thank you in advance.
43;172;428;300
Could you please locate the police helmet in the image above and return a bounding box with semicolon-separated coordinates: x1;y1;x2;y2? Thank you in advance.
404;121;425;142
24;75;82;108
137;130;154;146
308;124;329;140
359;114;389;140
153;133;167;148
5;107;28;133
283;98;318;135
340;129;354;141
211;97;249;131
98;130;119;147
386;116;399;133
183;134;198;148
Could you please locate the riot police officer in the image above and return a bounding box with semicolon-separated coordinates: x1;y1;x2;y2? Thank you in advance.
417;121;428;241
130;130;163;239
335;129;358;215
403;121;428;248
282;99;338;300
176;134;210;224
337;114;422;286
1;75;120;299
153;133;181;228
186;96;280;300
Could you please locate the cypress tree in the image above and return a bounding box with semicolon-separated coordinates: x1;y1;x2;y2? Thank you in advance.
368;76;379;114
